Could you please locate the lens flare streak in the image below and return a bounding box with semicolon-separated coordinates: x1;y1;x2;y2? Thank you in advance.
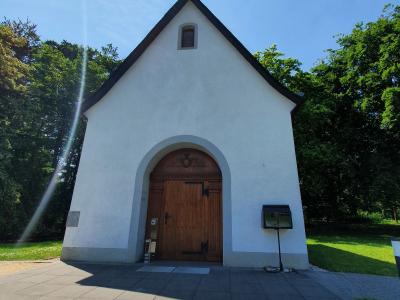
17;0;88;244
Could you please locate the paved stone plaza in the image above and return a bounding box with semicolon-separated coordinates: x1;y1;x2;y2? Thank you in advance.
0;261;398;299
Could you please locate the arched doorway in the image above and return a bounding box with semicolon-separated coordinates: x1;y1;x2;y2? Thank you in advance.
145;148;222;262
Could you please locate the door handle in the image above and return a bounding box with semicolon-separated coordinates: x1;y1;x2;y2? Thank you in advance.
164;212;170;224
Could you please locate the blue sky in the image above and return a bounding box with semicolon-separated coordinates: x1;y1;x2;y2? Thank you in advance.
1;0;399;70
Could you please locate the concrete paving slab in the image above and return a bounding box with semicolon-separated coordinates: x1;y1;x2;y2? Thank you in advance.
142;271;175;280
230;281;264;294
303;270;400;300
295;285;340;299
260;285;300;298
137;266;175;273
208;267;230;277
231;293;268;300
46;284;97;298
193;291;231;300
266;295;304;300
16;283;63;296
116;290;156;300
39;297;75;300
0;260;396;299
198;276;229;292
0;281;38;294
79;286;125;299
0;273;35;285
173;267;210;275
165;276;201;291
101;276;142;289
132;278;170;294
0;294;40;300
44;266;77;276
0;260;56;277
45;274;90;285
18;273;55;284
156;289;194;300
230;272;260;283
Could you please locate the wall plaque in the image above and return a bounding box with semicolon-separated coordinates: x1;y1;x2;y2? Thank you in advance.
66;211;80;227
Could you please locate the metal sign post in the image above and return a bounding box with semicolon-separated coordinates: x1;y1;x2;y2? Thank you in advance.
276;217;284;272
262;205;293;272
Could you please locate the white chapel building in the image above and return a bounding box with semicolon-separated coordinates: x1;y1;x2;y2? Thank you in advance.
62;0;309;269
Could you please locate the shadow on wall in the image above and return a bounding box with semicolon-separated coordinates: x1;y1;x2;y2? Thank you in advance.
307;244;397;277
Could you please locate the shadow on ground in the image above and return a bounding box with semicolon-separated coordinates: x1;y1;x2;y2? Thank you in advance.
67;262;339;299
2;260;399;299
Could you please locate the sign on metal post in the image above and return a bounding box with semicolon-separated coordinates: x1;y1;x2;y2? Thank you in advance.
262;205;293;272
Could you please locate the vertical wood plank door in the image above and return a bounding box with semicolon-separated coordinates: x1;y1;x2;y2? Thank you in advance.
145;149;222;262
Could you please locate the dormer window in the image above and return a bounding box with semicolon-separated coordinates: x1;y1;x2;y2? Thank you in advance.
182;26;194;47
179;24;197;49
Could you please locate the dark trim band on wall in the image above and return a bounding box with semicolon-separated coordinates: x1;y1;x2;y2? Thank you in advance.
82;0;303;113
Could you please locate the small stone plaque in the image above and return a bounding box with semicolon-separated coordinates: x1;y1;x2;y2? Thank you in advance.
66;211;80;227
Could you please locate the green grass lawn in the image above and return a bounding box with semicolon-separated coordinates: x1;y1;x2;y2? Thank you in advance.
307;234;397;276
0;241;62;261
0;233;397;277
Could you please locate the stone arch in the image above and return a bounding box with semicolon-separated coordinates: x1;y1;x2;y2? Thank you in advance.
126;135;232;263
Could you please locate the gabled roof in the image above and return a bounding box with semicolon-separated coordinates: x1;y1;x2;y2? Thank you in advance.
82;0;303;112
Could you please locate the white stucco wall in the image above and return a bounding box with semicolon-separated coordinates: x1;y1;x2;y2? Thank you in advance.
62;1;308;267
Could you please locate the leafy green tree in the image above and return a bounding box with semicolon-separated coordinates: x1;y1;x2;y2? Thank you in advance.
257;4;400;222
0;20;120;240
0;23;30;238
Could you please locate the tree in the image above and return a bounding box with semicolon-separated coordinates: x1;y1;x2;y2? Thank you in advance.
0;20;121;240
256;4;400;222
0;24;30;238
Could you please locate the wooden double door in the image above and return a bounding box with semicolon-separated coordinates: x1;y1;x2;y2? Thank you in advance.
145;149;222;262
